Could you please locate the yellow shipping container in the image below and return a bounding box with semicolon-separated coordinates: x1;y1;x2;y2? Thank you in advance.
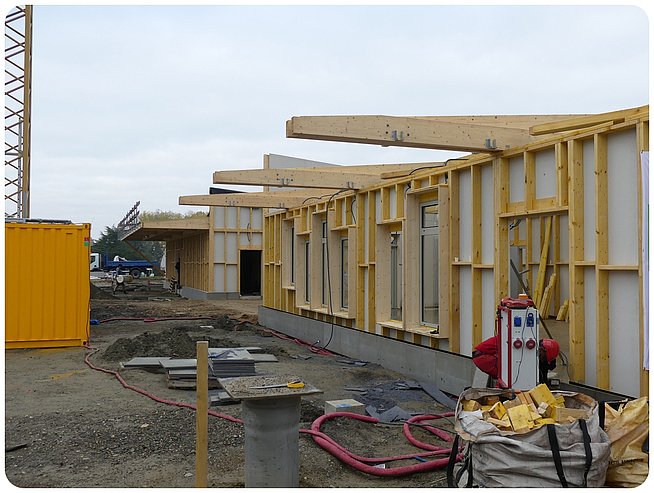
5;221;91;348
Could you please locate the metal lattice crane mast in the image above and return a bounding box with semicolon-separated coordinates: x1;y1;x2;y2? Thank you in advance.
5;5;33;219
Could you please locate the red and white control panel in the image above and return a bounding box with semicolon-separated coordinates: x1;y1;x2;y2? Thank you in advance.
497;297;539;390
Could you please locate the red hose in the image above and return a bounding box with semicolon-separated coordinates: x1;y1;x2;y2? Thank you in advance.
83;344;242;424
310;412;460;476
83;345;461;476
403;414;455;451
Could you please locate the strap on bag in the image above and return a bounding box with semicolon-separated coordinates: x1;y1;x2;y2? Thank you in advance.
446;434;459;487
578;419;593;487
446;435;474;488
547;423;569;487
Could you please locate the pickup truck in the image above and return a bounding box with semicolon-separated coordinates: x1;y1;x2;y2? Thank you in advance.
90;252;155;278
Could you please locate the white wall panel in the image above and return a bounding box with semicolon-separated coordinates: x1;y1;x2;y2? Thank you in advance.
226;265;237;292
213;232;225;262
607;131;638;266
535;149;556;199
509;155;525;203
239;208;251;229
251;208;263;229
481;269;495;339
609;271;640;396
213;207;225;228
213;265;225;292
584;267;597;387
226;207;237;229
481;165;494;264
558;215;569;263
226;233;237;263
458;170;472;262
459;267;473;355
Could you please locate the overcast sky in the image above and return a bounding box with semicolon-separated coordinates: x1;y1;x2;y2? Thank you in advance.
15;3;651;238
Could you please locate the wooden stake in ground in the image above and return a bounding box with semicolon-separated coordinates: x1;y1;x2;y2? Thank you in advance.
195;341;209;487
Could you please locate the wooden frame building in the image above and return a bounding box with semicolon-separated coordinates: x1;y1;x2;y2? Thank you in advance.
125;205;264;299
219;106;648;398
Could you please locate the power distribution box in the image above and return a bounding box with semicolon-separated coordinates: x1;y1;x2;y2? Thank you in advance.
497;297;539;390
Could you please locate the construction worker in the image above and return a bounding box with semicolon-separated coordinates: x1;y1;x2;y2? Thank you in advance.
538;338;560;386
472;335;559;387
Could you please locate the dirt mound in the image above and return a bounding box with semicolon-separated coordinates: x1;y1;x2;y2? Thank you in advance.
90;282;116;300
101;328;238;361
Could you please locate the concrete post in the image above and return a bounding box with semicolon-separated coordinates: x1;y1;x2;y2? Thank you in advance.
241;396;301;488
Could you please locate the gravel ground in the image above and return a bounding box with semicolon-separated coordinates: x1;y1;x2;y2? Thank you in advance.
4;281;457;488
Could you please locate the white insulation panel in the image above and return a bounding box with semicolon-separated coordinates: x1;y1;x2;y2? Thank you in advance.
226;265;237;292
239;208;251;230
509;155;525;203
608;271;641;396
213;207;225;228
534;148;556;199
226;207;237;229
213;264;225;292
607;130;638;266
213;232;225;262
481;165;494;265
226;234;238;263
251;208;263;230
459;267;473;355
458;170;472;262
481;269;495;339
583;267;597;388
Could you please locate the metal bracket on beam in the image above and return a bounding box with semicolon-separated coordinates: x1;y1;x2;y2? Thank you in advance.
485;138;498;150
278;177;293;187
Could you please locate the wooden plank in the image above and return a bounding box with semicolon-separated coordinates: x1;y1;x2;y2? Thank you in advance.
567;139;585;382
438;185;450;339
555;142;569;207
556;299;569;321
180;193;311;209
529;105;648;136
494;158;509;302
533;216;552;306
449;170;461;353
195;341;208;488
538;273;557;317
287;115;536;152
413;114;585;128
213;168;382;190
595;133;610;389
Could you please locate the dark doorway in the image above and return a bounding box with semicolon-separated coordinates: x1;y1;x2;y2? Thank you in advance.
240;250;261;296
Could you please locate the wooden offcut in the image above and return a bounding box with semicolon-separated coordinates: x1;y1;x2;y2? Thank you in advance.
195;341;209;488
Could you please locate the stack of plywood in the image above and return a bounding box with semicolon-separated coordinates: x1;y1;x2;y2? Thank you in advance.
461;384;591;433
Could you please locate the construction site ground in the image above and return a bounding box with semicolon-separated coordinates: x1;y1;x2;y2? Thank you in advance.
5;279;456;488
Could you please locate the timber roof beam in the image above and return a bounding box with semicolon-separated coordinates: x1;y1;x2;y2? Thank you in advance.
529;105;649;136
180;189;331;209
213;168;383;189
286;115;538;152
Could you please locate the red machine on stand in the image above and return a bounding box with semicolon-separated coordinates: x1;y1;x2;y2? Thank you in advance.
496;296;540;390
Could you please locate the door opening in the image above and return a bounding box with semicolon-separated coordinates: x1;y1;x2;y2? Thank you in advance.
240;250;261;296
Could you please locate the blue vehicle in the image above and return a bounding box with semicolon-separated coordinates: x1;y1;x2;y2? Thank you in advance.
90;252;154;278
